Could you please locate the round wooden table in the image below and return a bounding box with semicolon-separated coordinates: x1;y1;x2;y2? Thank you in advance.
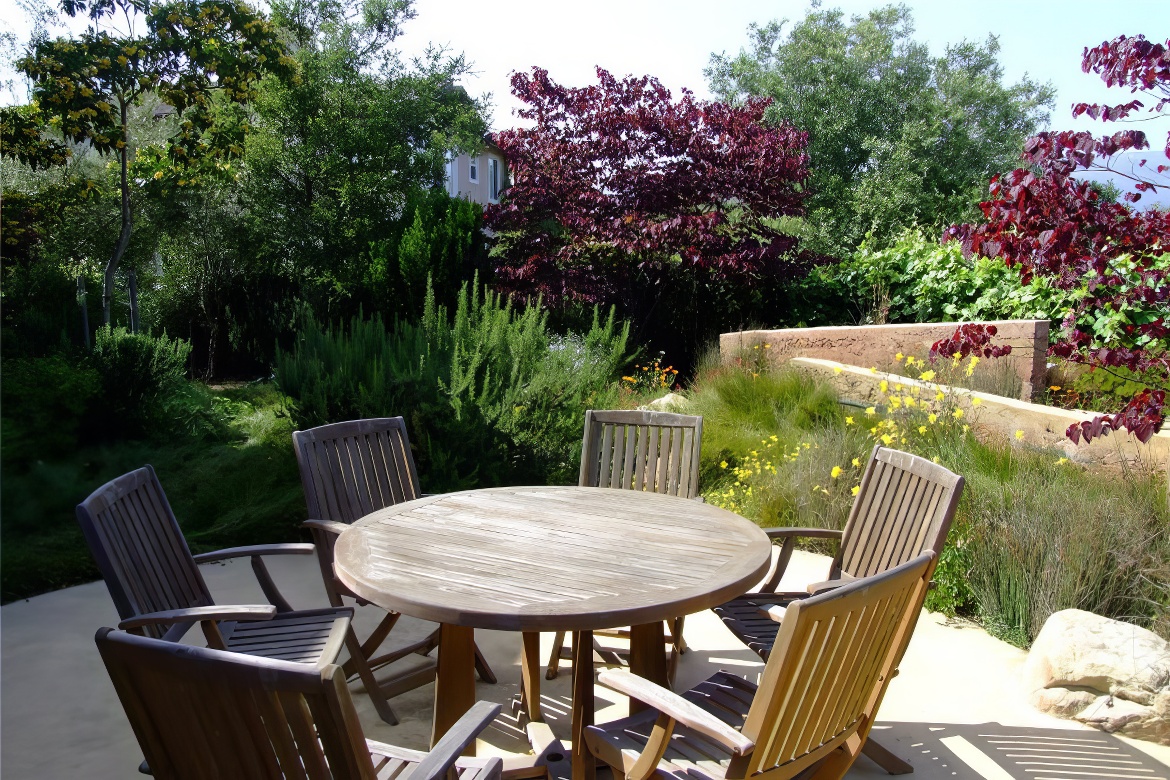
333;486;770;780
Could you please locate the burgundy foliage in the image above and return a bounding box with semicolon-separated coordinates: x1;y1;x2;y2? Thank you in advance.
486;67;818;355
929;324;1013;362
946;35;1170;445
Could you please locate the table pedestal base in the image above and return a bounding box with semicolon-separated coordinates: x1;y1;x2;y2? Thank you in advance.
433;623;477;755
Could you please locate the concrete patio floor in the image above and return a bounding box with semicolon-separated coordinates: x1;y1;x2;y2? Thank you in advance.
3;549;1167;779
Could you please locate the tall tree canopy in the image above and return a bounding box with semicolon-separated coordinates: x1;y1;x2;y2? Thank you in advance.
4;0;295;323
706;3;1054;256
241;0;489;302
487;67;817;361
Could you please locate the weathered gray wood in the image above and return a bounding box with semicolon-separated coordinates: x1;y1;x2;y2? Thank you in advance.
333;485;769;778
293;417;495;725
585;554;935;780
553;410;705;679
334;487;769;632
75;465;352;668
96;628;503;780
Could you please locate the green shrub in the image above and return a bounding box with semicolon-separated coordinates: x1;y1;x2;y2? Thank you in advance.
89;326;192;435
275;281;630;488
0;355;100;460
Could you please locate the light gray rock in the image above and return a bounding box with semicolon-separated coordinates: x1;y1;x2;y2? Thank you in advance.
642;393;690;413
1026;608;1170;744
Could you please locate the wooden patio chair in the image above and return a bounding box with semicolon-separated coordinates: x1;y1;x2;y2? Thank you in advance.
546;409;703;681
585;552;936;780
711;444;964;774
293;416;497;725
96;626;503;780
76;465;351;666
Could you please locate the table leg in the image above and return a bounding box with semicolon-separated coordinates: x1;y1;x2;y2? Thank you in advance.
571;630;595;780
432;623;476;754
628;622;669;716
520;631;543;722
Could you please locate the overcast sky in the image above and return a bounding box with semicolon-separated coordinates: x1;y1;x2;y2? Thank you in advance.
4;0;1168;202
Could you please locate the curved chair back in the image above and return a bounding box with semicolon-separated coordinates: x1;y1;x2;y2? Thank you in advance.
97;627;378;779
293;417;422;524
836;446;964;580
77;466;211;640
579;410;703;498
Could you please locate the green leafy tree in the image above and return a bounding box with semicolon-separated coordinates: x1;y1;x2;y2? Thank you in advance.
707;3;1054;255
241;0;489;312
5;0;295;323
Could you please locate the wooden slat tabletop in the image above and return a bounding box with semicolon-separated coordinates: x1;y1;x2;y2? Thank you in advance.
333;486;771;632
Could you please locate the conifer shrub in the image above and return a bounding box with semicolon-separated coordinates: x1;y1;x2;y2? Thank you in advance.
275;281;629;488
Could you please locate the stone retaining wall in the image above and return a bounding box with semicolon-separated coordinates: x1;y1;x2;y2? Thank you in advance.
793;357;1170;472
720;320;1049;401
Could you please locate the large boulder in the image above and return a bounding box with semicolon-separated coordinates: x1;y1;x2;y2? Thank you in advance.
1025;609;1170;744
642;393;690;413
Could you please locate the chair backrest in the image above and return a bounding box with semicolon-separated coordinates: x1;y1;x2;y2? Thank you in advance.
96;626;377;779
578;410;703;498
739;552;934;779
834;446;963;580
76;465;212;639
293;417;423;524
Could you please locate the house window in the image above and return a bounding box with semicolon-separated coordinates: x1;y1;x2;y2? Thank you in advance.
468;157;478;183
489;158;499;200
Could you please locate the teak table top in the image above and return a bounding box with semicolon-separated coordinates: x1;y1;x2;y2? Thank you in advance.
333;486;771;632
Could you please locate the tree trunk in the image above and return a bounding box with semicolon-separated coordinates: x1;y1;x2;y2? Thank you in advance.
103;100;133;325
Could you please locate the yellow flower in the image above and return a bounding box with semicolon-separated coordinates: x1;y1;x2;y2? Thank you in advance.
719;460;728;469
869;367;878;374
904;396;916;408
1014;429;1025;441
851;485;860;496
1049;385;1062;392
622;376;635;382
834;366;843;374
895;352;904;362
881;434;894;445
918;425;927;434
1056;457;1068;465
769;435;778;442
905;356;916;367
952;408;964;419
971;397;982;406
864;406;876;416
153;170;164;179
879;380;889;393
845;416;854;425
763;344;771;349
962;424;970;433
802;442;810;449
918;370;936;382
935;391;945;401
831;466;843;479
852;457;860;467
889;397;902;410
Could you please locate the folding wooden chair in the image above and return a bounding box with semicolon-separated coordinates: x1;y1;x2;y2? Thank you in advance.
586;553;936;780
547;409;703;682
294;417;497;725
76;465;351;666
96;626;503;780
712;445;964;773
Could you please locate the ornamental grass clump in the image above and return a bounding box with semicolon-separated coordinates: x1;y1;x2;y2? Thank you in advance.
694;355;1170;645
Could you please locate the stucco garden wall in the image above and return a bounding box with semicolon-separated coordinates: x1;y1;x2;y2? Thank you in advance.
793;357;1170;473
720;320;1049;401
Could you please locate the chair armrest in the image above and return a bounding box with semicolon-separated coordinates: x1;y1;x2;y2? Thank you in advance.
303;519;352;537
597;671;754;756
763;527;843;541
806;576;854;595
192;543;315;564
118;604;277;631
405;701;502;780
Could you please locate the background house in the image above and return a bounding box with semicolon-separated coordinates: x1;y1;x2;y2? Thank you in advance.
445;137;508;206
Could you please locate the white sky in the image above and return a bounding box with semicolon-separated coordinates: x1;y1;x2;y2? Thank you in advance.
4;0;1169;201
